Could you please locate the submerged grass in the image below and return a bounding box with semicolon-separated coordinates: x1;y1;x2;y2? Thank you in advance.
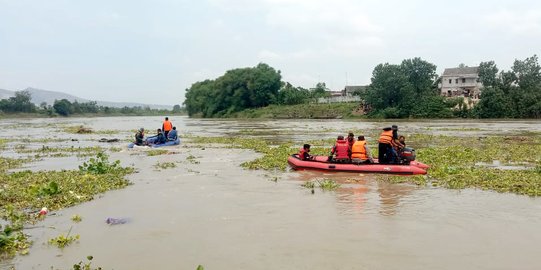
147;149;168;156
16;145;104;158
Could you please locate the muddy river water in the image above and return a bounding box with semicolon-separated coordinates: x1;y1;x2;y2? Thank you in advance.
2;116;541;270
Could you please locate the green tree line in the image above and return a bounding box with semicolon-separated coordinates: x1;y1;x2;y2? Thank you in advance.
183;56;540;119
0;91;183;116
183;63;330;117
353;55;541;118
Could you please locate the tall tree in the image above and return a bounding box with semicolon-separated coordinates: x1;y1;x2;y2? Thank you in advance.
478;61;499;88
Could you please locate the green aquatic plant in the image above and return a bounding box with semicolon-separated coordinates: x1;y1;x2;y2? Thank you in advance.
186;154;200;164
16;145;103;158
0;225;30;258
302;181;316;189
146;149;168;156
79;152;121;174
154;162;177;170
0;153;133;257
317;179;341;190
109;147;122;153
93;129;120;135
71;215;82;223
68;255;103;270
382;134;541;196
63;125;93;134
30;181;61;197
48;228;79;249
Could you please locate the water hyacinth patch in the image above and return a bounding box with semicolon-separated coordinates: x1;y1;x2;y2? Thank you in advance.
188;134;541;196
0;153;133;257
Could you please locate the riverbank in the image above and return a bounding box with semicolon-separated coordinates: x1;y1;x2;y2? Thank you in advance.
0;112;186;119
227;103;362;119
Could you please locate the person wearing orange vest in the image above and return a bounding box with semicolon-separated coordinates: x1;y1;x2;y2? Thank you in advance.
298;144;314;161
330;135;350;163
162;117;173;137
378;126;396;164
351;136;373;164
378;125;403;164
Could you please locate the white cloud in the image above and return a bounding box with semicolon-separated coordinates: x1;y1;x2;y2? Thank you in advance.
483;9;541;35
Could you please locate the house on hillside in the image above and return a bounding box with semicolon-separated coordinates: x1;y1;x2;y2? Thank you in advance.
342;85;367;97
440;66;482;99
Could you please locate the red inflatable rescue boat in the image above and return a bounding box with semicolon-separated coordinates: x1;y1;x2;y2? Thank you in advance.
288;154;428;175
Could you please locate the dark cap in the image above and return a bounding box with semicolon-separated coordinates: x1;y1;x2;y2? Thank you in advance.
358;135;365;140
391;125;398;130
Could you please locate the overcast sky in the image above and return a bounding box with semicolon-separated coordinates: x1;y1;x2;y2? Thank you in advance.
1;0;540;105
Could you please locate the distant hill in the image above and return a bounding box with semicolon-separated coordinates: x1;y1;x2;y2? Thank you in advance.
0;87;174;110
0;89;13;99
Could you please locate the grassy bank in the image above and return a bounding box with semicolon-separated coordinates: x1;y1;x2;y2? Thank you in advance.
0;153;133;258
187;133;541;196
0;112;185;119
227;103;362;119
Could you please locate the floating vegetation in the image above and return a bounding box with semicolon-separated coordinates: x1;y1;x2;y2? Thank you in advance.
186;155;200;164
154;161;177;170
302;179;340;191
19;138;73;143
0;153;133;257
190;134;541;196
147;149;168;156
79;152;121;174
0;157;24;173
94;129;121;135
16;145;104;158
109;146;122;152
63;125;93;134
301;181;316;189
66;255;102;270
48;228;79;249
71;215;82;223
317;179;341;190
382;134;541;196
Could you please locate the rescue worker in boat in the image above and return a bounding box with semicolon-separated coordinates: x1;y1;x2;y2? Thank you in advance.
351;135;374;164
330;135;350;163
378;127;397;164
134;128;146;146
398;135;406;148
162;117;173;138
391;125;405;161
168;126;178;141
378;125;404;164
298;144;314;161
346;132;355;158
153;128;166;145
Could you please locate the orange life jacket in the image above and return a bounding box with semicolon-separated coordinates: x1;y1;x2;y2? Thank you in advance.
163;120;173;131
378;130;394;145
334;140;349;159
351;140;368;160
